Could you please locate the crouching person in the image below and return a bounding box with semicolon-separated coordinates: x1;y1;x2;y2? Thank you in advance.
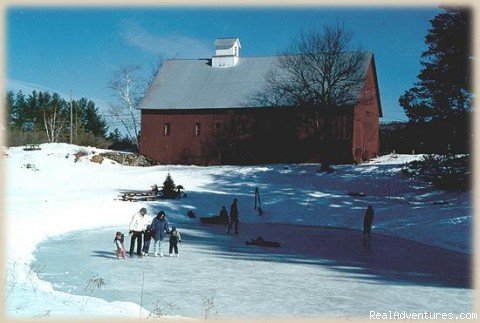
151;211;170;257
169;226;182;257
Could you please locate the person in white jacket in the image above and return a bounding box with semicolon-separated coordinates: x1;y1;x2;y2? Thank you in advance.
129;207;147;257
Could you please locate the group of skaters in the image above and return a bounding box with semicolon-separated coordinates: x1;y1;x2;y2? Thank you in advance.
114;208;181;259
221;198;240;234
113;199;375;258
114;197;240;259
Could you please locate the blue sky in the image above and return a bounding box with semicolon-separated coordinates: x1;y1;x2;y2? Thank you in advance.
6;6;441;126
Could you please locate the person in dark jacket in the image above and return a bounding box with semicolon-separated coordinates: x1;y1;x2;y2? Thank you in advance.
363;204;374;237
168;226;182;257
141;225;154;256
151;211;170;257
226;198;239;234
219;206;229;225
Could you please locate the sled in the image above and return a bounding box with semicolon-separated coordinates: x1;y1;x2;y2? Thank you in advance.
348;192;366;197
245;237;281;248
199;216;229;225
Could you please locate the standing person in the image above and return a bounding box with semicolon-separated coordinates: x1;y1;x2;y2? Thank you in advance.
129;207;147;257
113;231;126;259
219;206;229;225
363;204;374;249
363;204;374;237
142;225;154;256
151;211;170;257
168;226;182;257
226;198;239;234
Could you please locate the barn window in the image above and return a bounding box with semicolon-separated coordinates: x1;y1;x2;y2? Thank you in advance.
164;123;171;136
195;123;201;136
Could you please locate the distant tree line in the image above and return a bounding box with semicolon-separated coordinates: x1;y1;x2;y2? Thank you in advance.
379;115;470;155
4;90;137;150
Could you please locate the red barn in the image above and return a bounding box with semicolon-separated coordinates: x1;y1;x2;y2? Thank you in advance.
139;38;382;165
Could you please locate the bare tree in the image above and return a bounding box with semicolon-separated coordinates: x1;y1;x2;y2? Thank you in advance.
108;65;144;150
42;106;65;143
146;54;165;91
254;24;366;170
109;57;164;151
41;93;66;143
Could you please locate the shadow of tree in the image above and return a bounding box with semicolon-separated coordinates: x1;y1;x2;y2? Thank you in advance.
178;223;470;289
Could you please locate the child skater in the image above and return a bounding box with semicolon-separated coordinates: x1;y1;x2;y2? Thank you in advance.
169;226;182;257
142;224;154;256
114;231;126;259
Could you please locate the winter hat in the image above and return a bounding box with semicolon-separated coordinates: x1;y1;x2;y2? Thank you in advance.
116;231;121;235
171;226;177;231
157;210;166;218
140;207;147;215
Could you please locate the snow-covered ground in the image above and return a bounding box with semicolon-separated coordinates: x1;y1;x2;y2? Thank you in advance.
3;143;472;319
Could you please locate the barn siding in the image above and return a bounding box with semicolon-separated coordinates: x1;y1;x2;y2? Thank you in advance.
352;59;381;162
140;108;358;165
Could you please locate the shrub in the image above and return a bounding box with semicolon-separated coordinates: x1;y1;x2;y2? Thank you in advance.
7;128;48;147
402;154;470;191
75;131;111;149
74;149;89;162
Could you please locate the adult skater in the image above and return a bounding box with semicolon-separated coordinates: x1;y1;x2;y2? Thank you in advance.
129;207;147;257
151;210;170;257
226;198;239;234
363;204;374;237
363;204;374;249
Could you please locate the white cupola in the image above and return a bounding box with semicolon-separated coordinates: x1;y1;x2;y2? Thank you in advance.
212;38;241;68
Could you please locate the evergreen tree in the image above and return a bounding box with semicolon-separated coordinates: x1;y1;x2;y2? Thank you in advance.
24;91;40;131
4;90;109;146
400;8;472;121
5;91;15;125
83;100;108;137
13;90;27;128
107;128;122;143
161;173;177;199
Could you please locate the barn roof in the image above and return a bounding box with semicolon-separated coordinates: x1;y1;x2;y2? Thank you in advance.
214;38;241;49
139;53;379;113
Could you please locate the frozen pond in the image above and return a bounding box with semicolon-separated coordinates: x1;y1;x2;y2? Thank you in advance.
34;223;472;319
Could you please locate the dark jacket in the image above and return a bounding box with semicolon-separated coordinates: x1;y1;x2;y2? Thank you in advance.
151;217;170;241
230;202;239;222
219;208;229;224
143;226;154;242
169;230;182;244
364;207;374;232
